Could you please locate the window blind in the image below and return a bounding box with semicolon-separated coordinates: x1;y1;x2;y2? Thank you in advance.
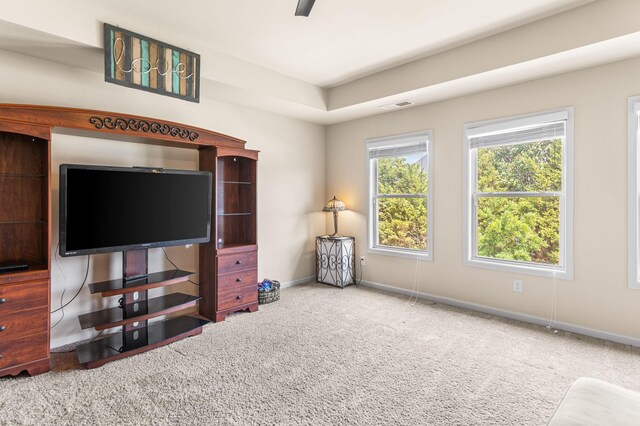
469;121;565;150
369;141;427;159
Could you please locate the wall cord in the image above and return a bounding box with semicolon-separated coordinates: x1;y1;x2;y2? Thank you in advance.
50;245;91;329
161;247;199;286
406;253;422;306
547;269;559;333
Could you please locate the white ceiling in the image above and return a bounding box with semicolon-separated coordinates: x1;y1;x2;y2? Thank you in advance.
4;0;640;125
95;0;589;87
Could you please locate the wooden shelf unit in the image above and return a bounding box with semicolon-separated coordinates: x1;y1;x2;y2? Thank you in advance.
0;124;51;377
200;147;258;322
0;104;258;375
215;155;257;246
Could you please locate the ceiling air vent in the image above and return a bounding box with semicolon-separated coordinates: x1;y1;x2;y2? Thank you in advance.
379;101;414;111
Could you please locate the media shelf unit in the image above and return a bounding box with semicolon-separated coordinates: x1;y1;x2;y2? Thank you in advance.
0;104;258;375
76;249;206;368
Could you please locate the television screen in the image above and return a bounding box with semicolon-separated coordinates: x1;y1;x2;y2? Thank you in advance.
60;164;212;256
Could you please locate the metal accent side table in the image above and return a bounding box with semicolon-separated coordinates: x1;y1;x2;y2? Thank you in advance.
316;236;355;288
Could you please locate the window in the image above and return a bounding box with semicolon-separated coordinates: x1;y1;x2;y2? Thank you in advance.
366;131;433;260
628;97;640;289
463;109;574;278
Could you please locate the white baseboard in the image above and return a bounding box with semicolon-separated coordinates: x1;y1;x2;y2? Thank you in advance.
360;279;640;348
280;276;315;289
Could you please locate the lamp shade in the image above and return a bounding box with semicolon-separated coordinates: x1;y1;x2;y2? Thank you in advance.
322;196;347;212
323;196;347;237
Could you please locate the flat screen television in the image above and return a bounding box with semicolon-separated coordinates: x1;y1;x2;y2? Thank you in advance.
59;164;212;257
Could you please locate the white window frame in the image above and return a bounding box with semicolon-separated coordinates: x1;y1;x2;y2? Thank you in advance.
463;108;574;279
627;96;640;289
366;130;433;261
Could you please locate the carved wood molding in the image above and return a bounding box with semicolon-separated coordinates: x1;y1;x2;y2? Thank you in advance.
88;116;200;141
0;104;244;149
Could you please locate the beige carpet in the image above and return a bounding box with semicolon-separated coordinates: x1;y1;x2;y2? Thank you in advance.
2;283;640;425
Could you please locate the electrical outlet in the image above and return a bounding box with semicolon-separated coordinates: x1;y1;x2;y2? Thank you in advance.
512;279;523;293
359;256;366;266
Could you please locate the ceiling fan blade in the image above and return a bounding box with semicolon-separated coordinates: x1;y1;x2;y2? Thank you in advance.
295;0;316;16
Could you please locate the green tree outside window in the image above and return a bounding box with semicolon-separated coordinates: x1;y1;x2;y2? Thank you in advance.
476;139;562;265
376;156;428;250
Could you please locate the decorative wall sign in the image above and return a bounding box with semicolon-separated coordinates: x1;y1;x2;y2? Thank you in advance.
103;23;200;103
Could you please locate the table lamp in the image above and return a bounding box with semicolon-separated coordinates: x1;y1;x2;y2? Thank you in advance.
322;195;348;237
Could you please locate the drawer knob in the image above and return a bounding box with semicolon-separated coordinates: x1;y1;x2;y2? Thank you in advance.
0;326;4;332
236;295;242;300
236;278;242;282
236;260;242;265
0;298;5;304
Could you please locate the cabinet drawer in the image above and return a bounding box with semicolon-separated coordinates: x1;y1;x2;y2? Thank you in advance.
0;307;48;341
217;285;258;311
217;269;257;293
0;280;48;314
217;251;257;275
0;332;48;371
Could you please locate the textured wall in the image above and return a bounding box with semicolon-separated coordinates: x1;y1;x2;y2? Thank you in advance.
326;57;640;340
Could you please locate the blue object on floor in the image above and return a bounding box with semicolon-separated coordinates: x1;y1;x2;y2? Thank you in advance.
258;278;273;291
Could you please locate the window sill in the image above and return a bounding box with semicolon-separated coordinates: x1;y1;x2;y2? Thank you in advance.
464;257;572;280
368;246;432;261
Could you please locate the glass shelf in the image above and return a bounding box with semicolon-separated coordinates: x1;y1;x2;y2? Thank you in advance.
76;316;209;366
88;269;193;297
78;293;201;330
219;181;252;185
217;212;253;216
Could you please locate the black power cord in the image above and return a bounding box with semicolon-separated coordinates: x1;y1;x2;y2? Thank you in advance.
161;246;180;269
51;247;195;331
51;250;91;329
161;247;199;286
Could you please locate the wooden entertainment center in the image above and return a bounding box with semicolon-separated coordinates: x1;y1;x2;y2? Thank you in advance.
0;104;258;376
